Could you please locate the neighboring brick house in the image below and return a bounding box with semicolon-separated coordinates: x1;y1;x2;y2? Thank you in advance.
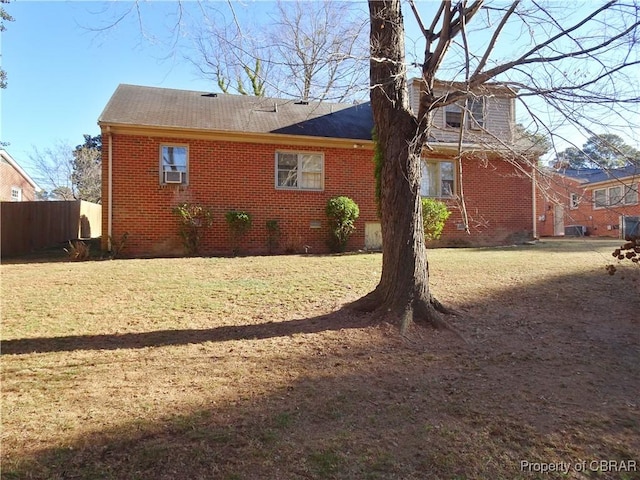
98;82;538;257
536;165;640;238
0;149;39;202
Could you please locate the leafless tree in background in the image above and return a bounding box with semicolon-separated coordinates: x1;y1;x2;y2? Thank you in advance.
30;143;77;200
30;135;101;202
190;0;369;101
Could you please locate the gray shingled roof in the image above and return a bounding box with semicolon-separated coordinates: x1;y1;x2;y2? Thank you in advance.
98;84;374;141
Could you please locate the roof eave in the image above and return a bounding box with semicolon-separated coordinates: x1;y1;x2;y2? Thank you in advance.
97;122;375;149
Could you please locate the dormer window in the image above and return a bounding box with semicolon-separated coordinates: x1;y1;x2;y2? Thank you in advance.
445;99;485;130
445;104;463;128
469;98;485;130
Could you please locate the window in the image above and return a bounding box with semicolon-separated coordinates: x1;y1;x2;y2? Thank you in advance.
445;98;485;129
421;160;455;198
570;193;580;209
10;187;22;201
593;184;639;209
609;186;623;206
468;98;485;129
593;189;607;208
445;104;463;128
160;145;188;185
276;152;324;190
624;184;638;205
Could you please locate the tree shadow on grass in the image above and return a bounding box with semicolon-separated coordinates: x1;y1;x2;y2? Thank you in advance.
1;308;379;356
2;268;639;479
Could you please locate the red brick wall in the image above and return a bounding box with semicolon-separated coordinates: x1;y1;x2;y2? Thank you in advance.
102;132;535;256
101;133;378;256
0;161;37;202
435;155;534;246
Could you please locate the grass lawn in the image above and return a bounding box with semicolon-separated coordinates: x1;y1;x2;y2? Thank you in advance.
1;239;639;479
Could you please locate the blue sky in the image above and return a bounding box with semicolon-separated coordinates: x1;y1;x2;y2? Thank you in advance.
1;1;220;184
2;1;638;188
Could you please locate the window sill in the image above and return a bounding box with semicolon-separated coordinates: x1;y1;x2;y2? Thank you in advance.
275;186;324;192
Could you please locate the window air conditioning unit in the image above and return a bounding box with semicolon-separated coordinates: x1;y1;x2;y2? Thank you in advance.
164;171;183;184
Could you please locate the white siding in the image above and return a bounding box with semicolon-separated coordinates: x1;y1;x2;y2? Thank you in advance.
408;79;514;146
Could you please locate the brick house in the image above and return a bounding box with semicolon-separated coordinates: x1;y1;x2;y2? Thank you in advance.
0;149;39;202
536;165;640;238
98;82;538;257
408;79;539;246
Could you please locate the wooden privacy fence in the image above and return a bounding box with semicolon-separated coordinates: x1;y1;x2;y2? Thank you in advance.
1;200;102;258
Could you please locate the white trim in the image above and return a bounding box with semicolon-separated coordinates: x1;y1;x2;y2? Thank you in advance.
107;128;113;251
160;144;189;185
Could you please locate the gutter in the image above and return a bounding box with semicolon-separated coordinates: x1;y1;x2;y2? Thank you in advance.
532;167;538;239
107;126;113;251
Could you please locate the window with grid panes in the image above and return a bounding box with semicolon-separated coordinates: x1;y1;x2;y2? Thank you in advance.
276;152;323;190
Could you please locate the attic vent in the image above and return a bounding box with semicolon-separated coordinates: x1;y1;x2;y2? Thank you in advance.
202;93;218;98
295;100;309;105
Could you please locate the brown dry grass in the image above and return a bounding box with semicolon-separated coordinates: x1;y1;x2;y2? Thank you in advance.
1;239;639;480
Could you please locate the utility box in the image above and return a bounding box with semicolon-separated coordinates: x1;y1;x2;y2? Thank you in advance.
620;216;640;240
564;225;587;236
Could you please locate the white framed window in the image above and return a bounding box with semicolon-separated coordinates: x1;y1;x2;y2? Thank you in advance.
160;145;188;185
10;186;22;201
570;193;580;209
609;186;623;206
468;98;485;130
593;184;639;209
275;151;324;190
593;188;607;208
420;160;455;198
445;98;485;130
444;104;463;129
624;184;638;205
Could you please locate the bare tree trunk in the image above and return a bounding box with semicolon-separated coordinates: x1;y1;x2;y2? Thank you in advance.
356;0;449;331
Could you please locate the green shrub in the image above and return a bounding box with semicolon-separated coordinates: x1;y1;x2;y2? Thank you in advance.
173;203;213;255
225;210;252;255
326;196;360;252
421;198;451;241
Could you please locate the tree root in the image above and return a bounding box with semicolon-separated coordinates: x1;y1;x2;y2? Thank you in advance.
348;290;469;344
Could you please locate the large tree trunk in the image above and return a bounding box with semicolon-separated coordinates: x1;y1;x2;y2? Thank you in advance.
357;0;449;331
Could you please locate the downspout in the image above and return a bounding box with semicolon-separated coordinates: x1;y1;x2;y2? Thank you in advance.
532;163;538;240
107;126;113;251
